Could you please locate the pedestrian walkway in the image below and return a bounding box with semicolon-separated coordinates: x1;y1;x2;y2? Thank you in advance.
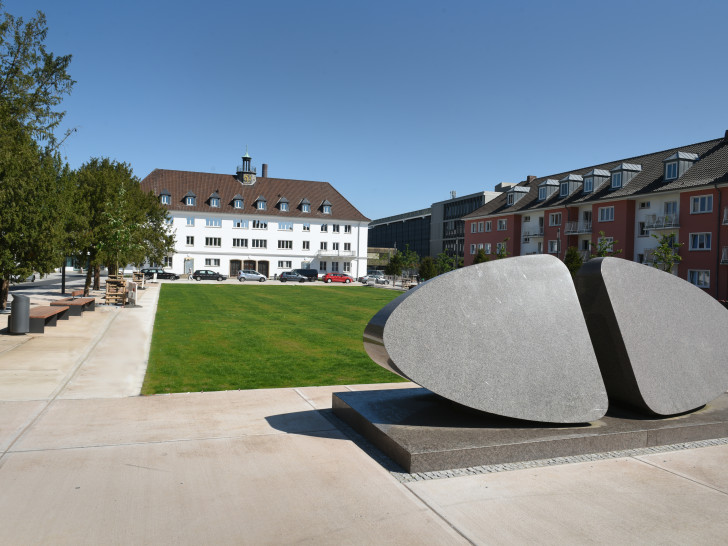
0;281;727;544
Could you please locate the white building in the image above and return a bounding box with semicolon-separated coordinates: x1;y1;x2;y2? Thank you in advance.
140;153;370;278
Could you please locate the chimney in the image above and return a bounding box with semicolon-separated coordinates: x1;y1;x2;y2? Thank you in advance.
262;163;268;177
450;190;456;199
526;175;537;184
724;130;728;141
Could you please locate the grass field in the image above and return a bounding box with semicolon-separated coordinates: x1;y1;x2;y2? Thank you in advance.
141;284;406;394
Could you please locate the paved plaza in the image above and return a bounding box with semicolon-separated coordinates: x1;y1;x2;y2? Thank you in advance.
1;280;727;544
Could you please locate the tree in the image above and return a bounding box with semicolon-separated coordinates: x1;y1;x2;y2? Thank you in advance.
472;248;489;265
384;250;403;278
398;244;420;277
563;246;584;278
591;231;622;258
434;252;457;275
418;256;437;281
651;232;683;273
494;237;510;259
0;4;75;147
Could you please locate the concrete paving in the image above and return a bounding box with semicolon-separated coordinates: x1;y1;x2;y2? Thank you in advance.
0;280;727;544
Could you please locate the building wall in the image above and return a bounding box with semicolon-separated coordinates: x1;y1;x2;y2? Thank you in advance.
679;188;720;297
368;215;431;258
464;215;520;264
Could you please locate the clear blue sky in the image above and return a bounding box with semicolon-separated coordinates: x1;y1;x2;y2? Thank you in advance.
6;0;728;220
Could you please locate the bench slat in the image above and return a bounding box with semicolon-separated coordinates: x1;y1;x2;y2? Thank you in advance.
30;305;69;319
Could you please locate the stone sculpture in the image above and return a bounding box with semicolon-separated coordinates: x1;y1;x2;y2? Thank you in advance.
364;254;609;423
576;257;728;416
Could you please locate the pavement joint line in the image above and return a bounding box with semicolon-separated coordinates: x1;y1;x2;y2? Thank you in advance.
0;305;120;463
632;455;728;496
0;335;33;356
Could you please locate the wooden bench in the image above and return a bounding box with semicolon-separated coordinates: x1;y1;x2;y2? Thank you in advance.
50;297;95;316
71;289;84;298
29;305;70;333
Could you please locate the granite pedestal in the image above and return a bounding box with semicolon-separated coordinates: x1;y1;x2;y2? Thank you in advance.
332;388;728;473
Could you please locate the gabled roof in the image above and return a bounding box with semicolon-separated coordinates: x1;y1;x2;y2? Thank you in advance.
463;136;726;220
140;169;369;222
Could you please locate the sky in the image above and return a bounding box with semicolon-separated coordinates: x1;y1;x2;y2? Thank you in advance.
5;0;728;220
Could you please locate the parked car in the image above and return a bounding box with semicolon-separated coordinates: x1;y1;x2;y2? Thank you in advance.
293;268;319;282
140;267;179;280
191;270;227;281
360;271;389;285
237;269;266;282
322;273;354;284
279;271;307;283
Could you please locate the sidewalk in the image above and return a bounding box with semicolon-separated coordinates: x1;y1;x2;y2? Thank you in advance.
0;282;727;544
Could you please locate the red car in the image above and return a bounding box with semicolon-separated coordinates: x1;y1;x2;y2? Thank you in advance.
322;273;354;284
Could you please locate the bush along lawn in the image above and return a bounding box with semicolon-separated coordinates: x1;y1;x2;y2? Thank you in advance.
141;284;406;394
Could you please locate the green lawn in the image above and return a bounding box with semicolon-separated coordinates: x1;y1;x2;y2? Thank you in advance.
141;284;405;394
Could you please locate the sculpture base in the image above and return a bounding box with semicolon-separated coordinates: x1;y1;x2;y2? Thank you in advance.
332;388;728;473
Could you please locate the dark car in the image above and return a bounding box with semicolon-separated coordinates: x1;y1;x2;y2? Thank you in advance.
140;267;179;280
191;269;227;281
279;271;307;283
293;268;319;282
322;272;354;284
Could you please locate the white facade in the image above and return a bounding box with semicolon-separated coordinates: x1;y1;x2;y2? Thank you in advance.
166;211;368;279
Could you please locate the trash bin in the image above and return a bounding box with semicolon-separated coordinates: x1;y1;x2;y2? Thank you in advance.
9;294;30;334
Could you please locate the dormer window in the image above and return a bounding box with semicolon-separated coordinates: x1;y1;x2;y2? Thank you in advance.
583;177;593;193
281;202;289;212
538;179;559;201
159;189;171;205
583;169;609;194
663;151;698;181
278;197;289;212
184;191;196;206
559;174;583;198
255;196;267;211
299;198;311;213
610;163;641;190
507;193;515;205
560;182;569;197
538;187;547;200
321;199;332;214
232;195;244;209
209;191;221;208
506;186;529;206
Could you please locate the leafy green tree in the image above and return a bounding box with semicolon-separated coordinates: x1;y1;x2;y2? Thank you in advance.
398;244;420;277
384;250;403;278
495;237;510;259
591;231;622;258
418;256;437;281
434;252;458;275
472;248;489;265
563;246;583;278
651;232;682;273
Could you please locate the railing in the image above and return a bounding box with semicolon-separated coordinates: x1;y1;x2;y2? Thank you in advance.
317;250;356;257
521;228;544;240
564;221;592;234
722;247;728;264
644;214;679;230
643;248;657;264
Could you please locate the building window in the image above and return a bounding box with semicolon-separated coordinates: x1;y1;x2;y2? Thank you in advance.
548;240;559;254
204;258;220;267
210;197;220;208
559;182;569;197
477;221;484;232
639;201;650;209
301;203;311;213
583;177;593;193
186;236;194;246
549;212;562;226
323;204;331;214
205;218;222;228
233;199;243;209
344;242;351;251
598;206;615;222
507;193;515;206
278;240;293;249
332;242;339;251
598;236;614;253
344;225;352;233
320;242;327;250
321;224;328;232
688;270;710;288
332;261;339;272
165;217;173;225
485;221;492;232
234;219;248;228
343;262;351;272
186;217;194;227
665;162;678;180
523;216;530;223
470;244;476;255
665;201;678;216
252;239;267;249
303;223;310;232
320;262;327;271
691;195;713;214
471;223;477;234
163;256;173;267
205;237;221;247
539;187;547;200
278;222;293;231
332;224;340;233
496;242;506;255
302;241;310;250
257;201;266;211
278;260;292;269
185;196;196;206
611;172;622;189
233;238;248;248
638;222;648;237
280;202;289;212
253;220;268;229
689;232;711;250
484;243;491;254
497;219;507;231
161;194;171;205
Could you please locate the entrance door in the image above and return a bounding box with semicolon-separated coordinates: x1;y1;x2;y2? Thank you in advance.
257;261;269;277
243;260;256;271
184;258;194;275
230;260;242;277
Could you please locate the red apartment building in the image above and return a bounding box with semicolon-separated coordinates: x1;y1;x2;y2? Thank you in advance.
464;131;728;300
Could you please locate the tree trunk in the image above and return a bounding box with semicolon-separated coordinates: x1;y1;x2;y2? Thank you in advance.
93;265;101;290
84;266;93;296
0;278;8;310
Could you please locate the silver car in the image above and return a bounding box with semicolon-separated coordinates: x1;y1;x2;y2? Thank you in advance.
237;269;266;282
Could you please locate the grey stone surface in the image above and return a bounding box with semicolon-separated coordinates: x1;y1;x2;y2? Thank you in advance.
332;387;728;473
576;257;728;416
364;254;608;423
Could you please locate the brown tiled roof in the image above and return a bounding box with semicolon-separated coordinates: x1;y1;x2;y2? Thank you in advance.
464;137;727;219
140;169;370;222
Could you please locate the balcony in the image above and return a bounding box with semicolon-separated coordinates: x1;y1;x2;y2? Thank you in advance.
564;221;592;234
317;250;355;258
642;248;657;264
644;214;679;230
521;228;544;241
722;247;728;264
